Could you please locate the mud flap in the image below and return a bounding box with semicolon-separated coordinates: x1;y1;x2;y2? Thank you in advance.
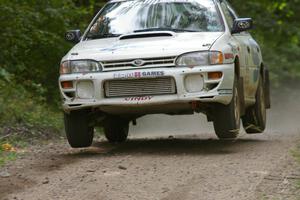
264;67;271;109
238;77;246;116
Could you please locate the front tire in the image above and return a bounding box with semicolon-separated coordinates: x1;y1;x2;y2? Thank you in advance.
213;77;241;139
242;75;266;133
103;117;129;143
64;110;94;148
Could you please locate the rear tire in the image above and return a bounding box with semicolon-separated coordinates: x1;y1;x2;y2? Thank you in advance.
242;75;266;133
213;76;241;139
64;110;94;148
103;117;129;143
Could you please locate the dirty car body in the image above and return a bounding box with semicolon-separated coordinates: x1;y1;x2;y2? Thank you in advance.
59;0;271;148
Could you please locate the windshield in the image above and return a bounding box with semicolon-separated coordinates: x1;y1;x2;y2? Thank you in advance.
86;0;224;39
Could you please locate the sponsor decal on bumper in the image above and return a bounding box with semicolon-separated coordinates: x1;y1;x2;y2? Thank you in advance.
113;71;165;79
124;96;153;101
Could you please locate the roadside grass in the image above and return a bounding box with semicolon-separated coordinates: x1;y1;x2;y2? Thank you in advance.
0;147;17;167
291;145;300;189
0;125;63;167
0;79;64;167
0;141;19;167
0;126;64;167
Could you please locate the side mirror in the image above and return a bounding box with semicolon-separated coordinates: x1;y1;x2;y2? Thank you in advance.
232;18;253;34
65;30;81;43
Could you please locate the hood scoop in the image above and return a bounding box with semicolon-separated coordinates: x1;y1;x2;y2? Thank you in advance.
119;31;174;40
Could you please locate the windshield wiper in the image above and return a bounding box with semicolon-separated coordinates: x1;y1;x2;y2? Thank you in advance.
86;33;121;39
134;27;198;33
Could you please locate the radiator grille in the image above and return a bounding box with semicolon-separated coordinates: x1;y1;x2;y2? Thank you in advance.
102;56;176;70
104;77;176;98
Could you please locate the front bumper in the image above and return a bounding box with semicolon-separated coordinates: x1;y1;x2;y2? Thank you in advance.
59;64;235;113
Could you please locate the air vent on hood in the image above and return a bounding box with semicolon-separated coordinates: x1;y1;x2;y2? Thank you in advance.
119;32;174;40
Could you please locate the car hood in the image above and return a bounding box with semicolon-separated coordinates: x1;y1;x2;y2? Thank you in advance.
63;32;224;61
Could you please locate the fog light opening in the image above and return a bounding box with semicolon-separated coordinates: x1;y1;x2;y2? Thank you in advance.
184;74;204;93
76;81;94;99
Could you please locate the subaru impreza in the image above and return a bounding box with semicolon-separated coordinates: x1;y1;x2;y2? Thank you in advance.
60;0;271;148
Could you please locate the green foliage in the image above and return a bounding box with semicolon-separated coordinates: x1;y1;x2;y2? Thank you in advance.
292;146;300;163
0;143;17;167
291;146;300;189
0;79;62;130
0;151;17;167
0;0;93;104
230;0;300;82
0;147;3;166
0;0;107;145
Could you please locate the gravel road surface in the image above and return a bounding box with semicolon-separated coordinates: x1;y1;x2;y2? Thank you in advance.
1;89;300;200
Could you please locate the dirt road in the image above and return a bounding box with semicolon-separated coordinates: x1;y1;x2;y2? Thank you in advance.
1;89;300;200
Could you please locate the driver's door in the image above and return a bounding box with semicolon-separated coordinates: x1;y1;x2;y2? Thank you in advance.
220;1;253;99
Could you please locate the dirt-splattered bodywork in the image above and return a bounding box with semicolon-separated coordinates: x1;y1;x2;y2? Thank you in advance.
59;0;269;120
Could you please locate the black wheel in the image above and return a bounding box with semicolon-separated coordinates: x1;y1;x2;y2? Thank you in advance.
64;110;94;148
213;76;241;139
103;117;129;143
242;75;266;133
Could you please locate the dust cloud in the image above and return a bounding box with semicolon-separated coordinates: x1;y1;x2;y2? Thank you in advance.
267;85;300;134
129;85;300;138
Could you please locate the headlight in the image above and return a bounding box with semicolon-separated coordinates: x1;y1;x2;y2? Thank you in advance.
60;60;102;74
176;51;224;68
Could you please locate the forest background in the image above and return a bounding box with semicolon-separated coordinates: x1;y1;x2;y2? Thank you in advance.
0;0;299;140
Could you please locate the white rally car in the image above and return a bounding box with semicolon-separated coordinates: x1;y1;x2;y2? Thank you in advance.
60;0;271;148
